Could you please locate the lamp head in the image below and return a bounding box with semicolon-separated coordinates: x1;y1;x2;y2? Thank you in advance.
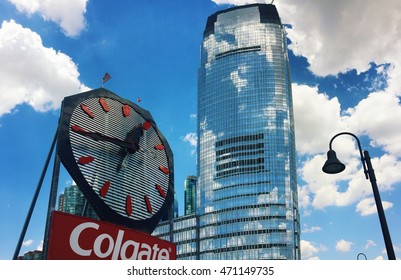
322;149;346;174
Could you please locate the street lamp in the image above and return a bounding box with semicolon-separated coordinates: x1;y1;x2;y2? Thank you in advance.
322;132;396;260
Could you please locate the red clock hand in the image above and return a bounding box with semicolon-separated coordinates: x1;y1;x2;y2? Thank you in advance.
71;125;139;153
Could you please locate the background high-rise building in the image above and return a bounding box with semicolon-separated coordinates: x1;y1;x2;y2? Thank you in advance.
197;4;300;259
58;182;97;219
184;176;197;215
61;183;85;215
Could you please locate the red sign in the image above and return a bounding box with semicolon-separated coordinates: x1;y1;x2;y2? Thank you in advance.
47;211;176;260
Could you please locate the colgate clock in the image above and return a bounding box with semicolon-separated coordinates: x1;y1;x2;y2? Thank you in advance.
57;88;174;234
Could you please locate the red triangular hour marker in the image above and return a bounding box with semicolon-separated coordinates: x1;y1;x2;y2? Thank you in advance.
99;181;111;197
155;184;166;198
81;104;94;118
145;195;152;213
159;166;169;175
78;156;94;165
126;195;132;216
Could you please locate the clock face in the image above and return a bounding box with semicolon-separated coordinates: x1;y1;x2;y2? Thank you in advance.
57;88;174;233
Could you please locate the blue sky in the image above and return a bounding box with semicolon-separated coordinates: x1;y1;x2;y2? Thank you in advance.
0;0;400;260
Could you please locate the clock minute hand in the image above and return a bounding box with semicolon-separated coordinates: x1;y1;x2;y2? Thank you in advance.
71;125;139;152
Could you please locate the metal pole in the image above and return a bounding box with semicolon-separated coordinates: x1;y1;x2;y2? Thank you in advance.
12;130;58;260
364;150;396;260
42;150;61;259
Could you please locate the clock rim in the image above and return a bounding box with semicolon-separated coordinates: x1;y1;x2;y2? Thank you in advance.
57;88;174;234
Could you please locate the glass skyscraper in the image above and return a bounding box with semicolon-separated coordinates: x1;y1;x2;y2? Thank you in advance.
184;176;197;215
58;182;98;219
154;3;300;260
197;4;300;259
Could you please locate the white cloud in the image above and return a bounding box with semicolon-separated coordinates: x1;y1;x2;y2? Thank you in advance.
369;155;401;191
356;197;393;216
302;225;322;234
335;239;353;252
36;240;43;251
183;132;197;147
286;0;401;159
345;91;401;156
292;83;347;155
297;185;311;209
0;20;89;117
183;132;198;155
300;240;320;259
22;239;34;247
8;0;88;37
277;1;401;80
365;240;376;250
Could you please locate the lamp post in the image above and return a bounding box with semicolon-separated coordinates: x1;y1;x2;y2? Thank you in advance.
322;132;396;260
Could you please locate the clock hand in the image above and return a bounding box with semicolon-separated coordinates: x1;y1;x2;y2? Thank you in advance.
125;125;143;147
71;125;139;153
118;125;144;171
119;125;161;171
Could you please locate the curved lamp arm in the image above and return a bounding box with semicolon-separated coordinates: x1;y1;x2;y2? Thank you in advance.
328;132;368;179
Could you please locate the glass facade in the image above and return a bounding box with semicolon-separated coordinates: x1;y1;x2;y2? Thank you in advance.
153;214;199;260
184;176;197;215
62;183;86;215
197;4;300;259
58;183;98;219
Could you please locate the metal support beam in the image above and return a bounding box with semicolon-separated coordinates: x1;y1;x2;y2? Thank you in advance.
12;130;58;260
42;139;61;260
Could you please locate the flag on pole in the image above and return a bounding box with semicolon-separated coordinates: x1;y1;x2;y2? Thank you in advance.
102;72;111;84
